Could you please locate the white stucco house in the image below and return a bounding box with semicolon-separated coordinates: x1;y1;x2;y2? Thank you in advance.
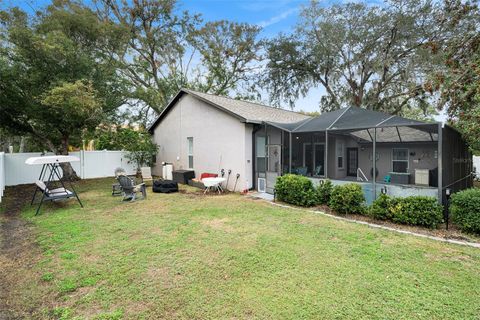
148;89;310;191
149;89;472;204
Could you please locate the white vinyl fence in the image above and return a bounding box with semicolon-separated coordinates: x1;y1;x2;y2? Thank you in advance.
0;151;136;199
474;155;480;178
0;152;5;203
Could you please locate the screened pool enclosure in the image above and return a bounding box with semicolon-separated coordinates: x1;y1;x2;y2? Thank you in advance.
253;107;473;205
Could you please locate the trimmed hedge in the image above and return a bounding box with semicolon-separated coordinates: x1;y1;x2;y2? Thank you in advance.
450;188;480;234
275;175;444;230
369;194;443;228
391;196;443;228
316;180;333;205
275;174;317;207
329;183;365;214
368;193;393;220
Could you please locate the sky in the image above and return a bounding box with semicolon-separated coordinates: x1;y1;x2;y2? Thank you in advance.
178;0;327;112
2;0;447;120
3;0;326;112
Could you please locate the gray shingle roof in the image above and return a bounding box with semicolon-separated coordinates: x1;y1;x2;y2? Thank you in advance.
183;89;310;123
148;89;311;132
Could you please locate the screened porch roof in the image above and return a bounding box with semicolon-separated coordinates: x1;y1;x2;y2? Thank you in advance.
266;106;439;143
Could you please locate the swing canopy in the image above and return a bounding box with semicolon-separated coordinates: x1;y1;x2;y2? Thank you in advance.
26;155;83;215
25;155;80;165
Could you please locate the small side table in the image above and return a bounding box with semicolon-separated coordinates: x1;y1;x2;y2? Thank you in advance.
202;177;226;194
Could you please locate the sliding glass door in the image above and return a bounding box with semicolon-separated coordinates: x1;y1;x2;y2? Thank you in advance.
302;142;325;176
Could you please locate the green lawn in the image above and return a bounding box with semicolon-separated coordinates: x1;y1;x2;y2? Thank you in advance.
2;178;480;319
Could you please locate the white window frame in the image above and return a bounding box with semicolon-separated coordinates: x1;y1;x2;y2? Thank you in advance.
392;148;409;173
187;137;194;169
336;139;345;170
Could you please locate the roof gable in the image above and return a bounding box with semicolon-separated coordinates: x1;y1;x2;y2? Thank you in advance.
148;89;310;132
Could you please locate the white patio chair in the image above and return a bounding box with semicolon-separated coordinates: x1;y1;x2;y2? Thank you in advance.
141;167;153;185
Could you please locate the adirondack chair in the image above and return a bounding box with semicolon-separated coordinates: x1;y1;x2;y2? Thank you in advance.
116;174;146;202
112;167;127;196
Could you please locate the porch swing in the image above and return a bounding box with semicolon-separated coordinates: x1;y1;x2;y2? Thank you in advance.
26;155;84;215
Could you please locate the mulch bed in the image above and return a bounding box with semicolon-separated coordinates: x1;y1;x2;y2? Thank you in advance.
311;204;480;244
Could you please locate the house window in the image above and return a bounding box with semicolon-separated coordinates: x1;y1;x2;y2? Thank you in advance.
187;137;193;169
392;148;408;173
336;140;344;169
256;136;267;172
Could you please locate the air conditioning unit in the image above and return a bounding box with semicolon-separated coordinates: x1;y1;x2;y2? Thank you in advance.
162;163;173;180
257;178;266;193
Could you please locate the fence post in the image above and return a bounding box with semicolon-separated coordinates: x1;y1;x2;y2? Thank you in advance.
80;150;85;179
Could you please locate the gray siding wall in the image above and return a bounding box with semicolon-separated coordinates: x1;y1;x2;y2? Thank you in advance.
357;143;438;184
152;94;252;191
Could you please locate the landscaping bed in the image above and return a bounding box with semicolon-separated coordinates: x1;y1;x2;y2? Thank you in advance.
275;174;480;243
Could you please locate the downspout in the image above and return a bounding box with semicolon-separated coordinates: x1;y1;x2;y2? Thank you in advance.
373;127;377;201
289;132;292;173
264;123;268;178
311;134;314;176
280;129;283;175
437;122;443;205
252;124;262;190
325;130;328;179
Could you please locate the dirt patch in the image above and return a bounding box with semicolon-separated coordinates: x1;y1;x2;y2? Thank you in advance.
0;185;45;319
146;266;183;290
201;218;235;233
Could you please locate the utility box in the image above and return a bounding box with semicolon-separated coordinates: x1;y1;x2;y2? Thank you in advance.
162;163;173;180
415;169;429;186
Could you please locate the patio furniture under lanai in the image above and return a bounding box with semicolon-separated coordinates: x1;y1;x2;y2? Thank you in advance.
253;106;473;205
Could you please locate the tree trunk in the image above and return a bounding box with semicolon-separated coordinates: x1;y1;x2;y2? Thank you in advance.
19;136;25;153
58;135;80;181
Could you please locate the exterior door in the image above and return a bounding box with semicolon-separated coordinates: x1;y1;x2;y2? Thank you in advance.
313;143;325;176
266;145;281;194
303;143;312;176
347;148;358;176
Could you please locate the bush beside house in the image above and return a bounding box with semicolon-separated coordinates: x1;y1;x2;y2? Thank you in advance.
328;184;365;214
276;175;444;229
368;193;393;220
369;195;443;228
275;174;317;207
316;180;333;205
450;188;480;234
391;196;443;228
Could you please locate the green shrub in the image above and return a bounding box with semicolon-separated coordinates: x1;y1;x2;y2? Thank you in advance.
390;196;443;228
369;193;394;220
329;183;365;214
316;180;333;205
450;188;480;234
275;174;317;207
